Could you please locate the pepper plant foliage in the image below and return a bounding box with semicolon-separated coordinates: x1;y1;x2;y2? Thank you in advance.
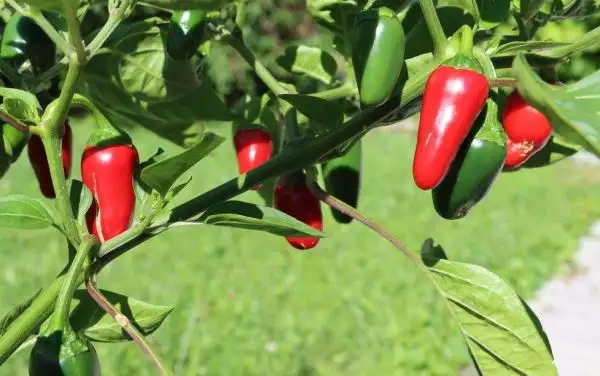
0;0;599;374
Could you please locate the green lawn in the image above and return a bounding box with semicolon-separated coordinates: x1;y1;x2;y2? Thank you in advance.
1;117;600;375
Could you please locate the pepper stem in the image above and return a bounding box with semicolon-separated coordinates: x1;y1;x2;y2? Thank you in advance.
419;0;447;59
459;25;474;55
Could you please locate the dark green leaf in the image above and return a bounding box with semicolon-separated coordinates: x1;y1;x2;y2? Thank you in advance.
0;195;54;229
165;177;193;202
141;132;224;196
522;134;581;168
513;54;600;158
279;94;344;132
197;200;327;238
0;290;41;336
70;289;173;343
476;0;510;29
69;180;93;227
115;20;201;102
277;45;338;84
421;239;557;375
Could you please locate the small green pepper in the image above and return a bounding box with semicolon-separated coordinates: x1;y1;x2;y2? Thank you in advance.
351;7;405;108
166;10;208;61
321;140;362;224
29;331;101;376
432;95;507;220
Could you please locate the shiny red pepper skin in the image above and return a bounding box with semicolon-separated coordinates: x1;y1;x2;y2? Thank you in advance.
28;122;72;199
233;128;273;190
82;144;139;242
413;61;489;190
501;91;553;170
274;181;323;250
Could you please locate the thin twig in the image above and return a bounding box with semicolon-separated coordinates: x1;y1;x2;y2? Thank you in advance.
86;277;173;376
0;111;31;133
306;178;420;264
489;78;517;88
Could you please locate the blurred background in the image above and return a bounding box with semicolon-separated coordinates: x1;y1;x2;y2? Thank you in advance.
2;1;600;375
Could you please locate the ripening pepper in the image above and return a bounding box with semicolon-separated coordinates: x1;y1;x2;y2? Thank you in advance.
82;143;138;242
166;9;208;61
321;139;362;224
351;7;405;108
432;96;507;220
413;54;489;190
28;122;72;199
274;172;323;250
233;127;273;190
501;91;553;170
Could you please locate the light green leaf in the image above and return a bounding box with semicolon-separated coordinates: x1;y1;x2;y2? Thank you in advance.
3;98;40;125
141;133;224;196
70;289;173;343
513;54;600;158
277;45;338;84
197;200;327;238
0;195;55;229
139;0;231;10
421;239;557;375
0;88;41;112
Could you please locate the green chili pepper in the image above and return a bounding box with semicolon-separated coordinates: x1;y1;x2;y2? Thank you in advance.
431;94;507;220
351;7;405;108
29;331;101;376
166;10;208;61
321;140;362;224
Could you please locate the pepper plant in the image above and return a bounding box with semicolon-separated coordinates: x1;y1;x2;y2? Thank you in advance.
0;0;598;374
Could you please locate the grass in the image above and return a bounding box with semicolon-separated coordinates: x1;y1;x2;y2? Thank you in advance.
1;116;600;375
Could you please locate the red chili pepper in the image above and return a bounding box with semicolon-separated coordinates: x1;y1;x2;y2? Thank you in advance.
28;122;72;199
82;144;139;242
413;64;489;190
233;128;273;190
274;180;323;250
501;91;553;170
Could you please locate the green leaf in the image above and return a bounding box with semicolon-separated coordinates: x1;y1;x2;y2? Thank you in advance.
476;0;510;29
279;94;344;132
115;21;202;103
522;134;581;168
20;0;75;11
0;290;41;336
0;195;55;229
197;200;327;238
70;289;173;343
513;54;600;158
139;0;231;10
491;40;573;58
69;180;93;228
421;239;557;375
141;132;224;196
0;88;41;112
277;45;338;84
2;98;40;125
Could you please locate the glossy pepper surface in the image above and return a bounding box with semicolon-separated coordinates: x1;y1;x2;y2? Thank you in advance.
166;10;207;60
1;13;55;74
322;140;362;224
432;97;507;220
29;334;101;376
233;128;273;190
413;54;489;190
351;7;405;108
274;174;323;250
82;144;139;242
28;122;72;199
501;91;553;170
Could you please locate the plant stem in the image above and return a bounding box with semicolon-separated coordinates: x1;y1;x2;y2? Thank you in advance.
0;276;67;365
311;83;358;100
418;0;447;59
0;57;21;87
62;2;87;64
306;178;420;265
489;78;517;88
221;34;290;96
49;236;98;331
235;0;248;30
41;63;82;246
86;0;136;56
86;278;173;376
547;25;600;58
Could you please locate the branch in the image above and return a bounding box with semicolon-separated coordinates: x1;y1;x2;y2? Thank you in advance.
86;0;137;56
418;0;447;59
86;277;173;376
62;1;87;64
